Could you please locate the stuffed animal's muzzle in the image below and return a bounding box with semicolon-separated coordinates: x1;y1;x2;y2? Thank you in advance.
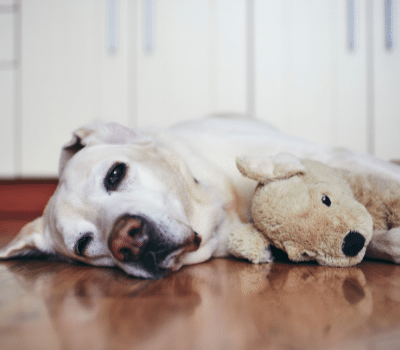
313;209;373;267
282;227;370;267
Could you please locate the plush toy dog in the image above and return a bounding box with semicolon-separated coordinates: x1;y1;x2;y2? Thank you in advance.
228;153;400;267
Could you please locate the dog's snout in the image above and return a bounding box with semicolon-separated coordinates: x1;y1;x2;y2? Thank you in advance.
342;231;366;257
109;216;150;262
108;215;201;278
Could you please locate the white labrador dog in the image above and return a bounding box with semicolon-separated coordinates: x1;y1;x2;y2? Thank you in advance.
2;116;400;278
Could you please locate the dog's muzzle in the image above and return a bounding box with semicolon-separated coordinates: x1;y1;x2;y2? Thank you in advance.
108;215;201;277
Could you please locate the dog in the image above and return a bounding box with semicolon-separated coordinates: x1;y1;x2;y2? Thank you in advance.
2;116;400;278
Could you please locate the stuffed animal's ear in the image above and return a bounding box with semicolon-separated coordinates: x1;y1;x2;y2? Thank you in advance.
236;153;306;183
59;122;152;176
0;217;53;259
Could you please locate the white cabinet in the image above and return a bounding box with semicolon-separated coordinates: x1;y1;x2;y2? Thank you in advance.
0;1;17;176
0;70;15;176
372;0;400;160
16;0;246;176
1;0;399;177
0;4;14;61
135;0;246;127
135;0;211;127
254;0;400;160
20;0;132;176
209;0;247;115
255;0;368;153
336;0;369;154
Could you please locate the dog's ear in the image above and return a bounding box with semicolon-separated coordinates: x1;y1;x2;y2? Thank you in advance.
0;217;55;259
59;122;153;175
236;153;306;183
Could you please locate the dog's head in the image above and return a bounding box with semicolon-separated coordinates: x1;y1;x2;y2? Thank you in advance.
0;123;206;278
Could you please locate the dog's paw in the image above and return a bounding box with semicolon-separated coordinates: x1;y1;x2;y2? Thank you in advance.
258;246;274;264
228;223;273;264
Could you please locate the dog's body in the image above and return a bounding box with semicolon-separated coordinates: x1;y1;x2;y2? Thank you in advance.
2;116;400;278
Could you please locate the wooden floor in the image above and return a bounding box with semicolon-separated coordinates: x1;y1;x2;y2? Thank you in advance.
2;183;400;349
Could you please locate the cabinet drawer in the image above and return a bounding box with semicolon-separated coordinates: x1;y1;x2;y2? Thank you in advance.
0;11;14;62
0;70;15;176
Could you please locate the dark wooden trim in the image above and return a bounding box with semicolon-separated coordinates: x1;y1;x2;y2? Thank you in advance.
0;179;58;219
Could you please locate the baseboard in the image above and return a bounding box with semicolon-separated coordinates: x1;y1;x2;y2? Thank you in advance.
0;179;58;220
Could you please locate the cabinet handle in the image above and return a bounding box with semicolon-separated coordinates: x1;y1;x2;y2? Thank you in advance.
347;0;355;50
107;0;118;53
385;0;394;50
143;0;154;53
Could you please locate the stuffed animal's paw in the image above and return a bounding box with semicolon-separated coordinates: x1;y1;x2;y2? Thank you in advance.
228;223;273;264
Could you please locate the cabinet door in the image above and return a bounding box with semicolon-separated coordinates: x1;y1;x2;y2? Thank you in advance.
0;71;15;176
373;0;400;160
135;0;246;128
0;4;16;177
255;0;368;153
135;0;211;128
19;0;247;176
209;0;246;115
20;0;131;176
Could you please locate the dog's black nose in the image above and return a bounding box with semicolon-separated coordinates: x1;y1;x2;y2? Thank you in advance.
342;231;366;257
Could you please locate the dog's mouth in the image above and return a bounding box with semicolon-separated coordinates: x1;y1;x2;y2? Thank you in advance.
108;214;201;278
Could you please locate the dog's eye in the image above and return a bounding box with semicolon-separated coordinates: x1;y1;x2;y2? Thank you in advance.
322;195;331;207
75;233;93;256
104;163;127;191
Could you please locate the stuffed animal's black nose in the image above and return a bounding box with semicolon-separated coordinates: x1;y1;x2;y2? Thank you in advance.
342;231;366;257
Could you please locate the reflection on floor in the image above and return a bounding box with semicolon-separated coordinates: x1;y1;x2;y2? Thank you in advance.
1;225;400;349
1;179;400;349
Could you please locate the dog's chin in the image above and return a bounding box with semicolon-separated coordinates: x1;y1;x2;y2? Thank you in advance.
115;251;182;279
114;253;168;279
119;265;167;279
158;247;189;271
116;237;201;279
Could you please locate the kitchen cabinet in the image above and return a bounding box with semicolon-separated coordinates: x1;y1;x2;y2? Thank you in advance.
20;0;131;176
0;70;15;176
135;0;246;128
372;0;400;160
135;0;212;127
1;0;399;177
254;0;368;153
255;0;400;160
0;1;17;176
15;0;246;176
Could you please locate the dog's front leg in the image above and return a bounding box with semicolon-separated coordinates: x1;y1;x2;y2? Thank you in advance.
228;223;273;264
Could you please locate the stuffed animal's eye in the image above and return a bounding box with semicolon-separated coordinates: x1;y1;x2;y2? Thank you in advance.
104;163;127;192
322;195;331;207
